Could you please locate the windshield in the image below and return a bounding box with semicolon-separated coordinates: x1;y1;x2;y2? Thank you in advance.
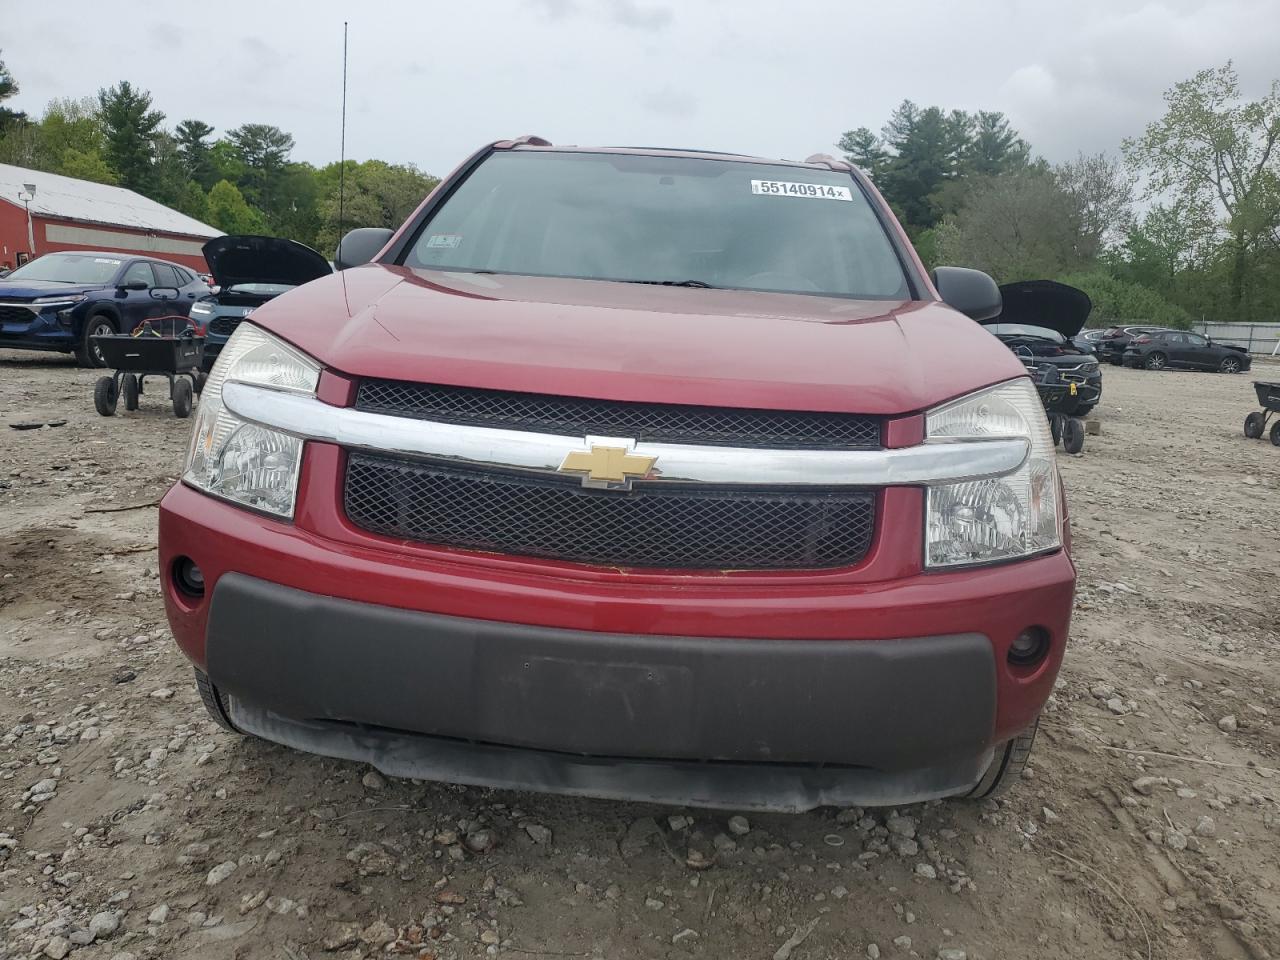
985;323;1065;343
6;253;122;285
403;151;909;299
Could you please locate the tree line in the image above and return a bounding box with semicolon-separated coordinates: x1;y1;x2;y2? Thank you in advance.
840;63;1280;324
2;53;1277;324
0;57;437;258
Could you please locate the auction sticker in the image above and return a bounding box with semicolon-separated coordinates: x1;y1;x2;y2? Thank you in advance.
426;234;463;249
750;180;852;201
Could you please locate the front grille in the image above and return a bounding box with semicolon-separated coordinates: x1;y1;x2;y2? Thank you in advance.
208;317;240;337
344;453;876;570
355;379;881;449
0;305;36;324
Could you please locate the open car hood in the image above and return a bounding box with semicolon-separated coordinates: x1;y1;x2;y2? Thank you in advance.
202;235;331;290
987;280;1093;339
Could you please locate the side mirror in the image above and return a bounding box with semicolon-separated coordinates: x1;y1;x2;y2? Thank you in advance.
335;227;395;270
119;279;148;291
931;266;1002;322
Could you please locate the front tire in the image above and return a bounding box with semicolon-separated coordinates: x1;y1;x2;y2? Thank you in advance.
75;314;116;368
93;376;117;416
1219;356;1242;374
122;374;140;411
172;378;193;418
1144;352;1167;371
194;669;242;734
967;717;1039;799
1062;417;1085;454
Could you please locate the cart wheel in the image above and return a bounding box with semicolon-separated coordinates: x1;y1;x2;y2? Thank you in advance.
1271;421;1280;447
122;374;140;411
1062;417;1085;454
1049;413;1063;447
172;378;194;419
93;376;118;417
1244;411;1265;439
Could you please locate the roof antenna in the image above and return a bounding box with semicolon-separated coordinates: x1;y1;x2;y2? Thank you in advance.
338;21;349;249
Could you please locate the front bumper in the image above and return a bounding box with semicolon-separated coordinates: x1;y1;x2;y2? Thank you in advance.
160;470;1074;808
0;307;75;352
211;572;997;810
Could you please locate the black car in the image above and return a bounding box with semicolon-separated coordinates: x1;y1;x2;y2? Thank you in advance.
1122;330;1252;373
1095;325;1174;366
982;280;1102;415
0;252;207;366
188;236;331;369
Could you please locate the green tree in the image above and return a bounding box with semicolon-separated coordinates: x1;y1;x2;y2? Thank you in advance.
227;123;295;223
314;160;439;253
205;179;267;234
97;81;164;193
175;119;218;190
934;168;1088;280
1057;268;1190;327
837;126;888;179
57;148;119;185
0;50;23;129
1123;62;1280;316
876;102;974;230
965;111;1029;177
1054;152;1134;256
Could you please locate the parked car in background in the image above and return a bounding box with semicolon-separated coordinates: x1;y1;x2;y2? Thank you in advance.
161;138;1075;812
189;236;331;369
982;280;1101;415
1122;329;1252;373
0;251;206;366
1095;325;1173;365
1072;328;1106;354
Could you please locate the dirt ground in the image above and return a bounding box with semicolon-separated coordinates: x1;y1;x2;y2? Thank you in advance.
1;350;1277;960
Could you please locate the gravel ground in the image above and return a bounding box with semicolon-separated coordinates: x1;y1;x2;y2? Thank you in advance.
1;351;1277;960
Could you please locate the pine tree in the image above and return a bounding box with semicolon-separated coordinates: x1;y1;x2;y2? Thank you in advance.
97;81;164;193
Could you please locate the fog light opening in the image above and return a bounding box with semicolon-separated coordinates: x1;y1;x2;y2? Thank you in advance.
1008;626;1050;668
173;557;205;598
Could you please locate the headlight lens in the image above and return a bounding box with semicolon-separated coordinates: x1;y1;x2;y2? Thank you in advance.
32;294;87;305
184;324;319;518
924;378;1060;568
189;300;215;316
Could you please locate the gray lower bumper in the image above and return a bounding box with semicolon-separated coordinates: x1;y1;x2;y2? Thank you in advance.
207;573;998;811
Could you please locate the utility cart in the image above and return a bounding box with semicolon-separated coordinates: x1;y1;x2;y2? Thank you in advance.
1243;381;1280;446
91;320;205;419
1029;360;1086;454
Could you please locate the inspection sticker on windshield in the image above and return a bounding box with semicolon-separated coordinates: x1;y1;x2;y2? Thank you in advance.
751;180;852;201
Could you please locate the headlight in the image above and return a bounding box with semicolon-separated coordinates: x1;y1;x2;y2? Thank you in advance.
184;324;319;518
924;378;1060;568
189;300;216;316
32;294;87;306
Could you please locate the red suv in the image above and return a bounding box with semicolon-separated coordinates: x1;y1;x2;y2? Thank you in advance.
159;138;1074;811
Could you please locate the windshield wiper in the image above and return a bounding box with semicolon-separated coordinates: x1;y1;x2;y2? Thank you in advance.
619;279;716;288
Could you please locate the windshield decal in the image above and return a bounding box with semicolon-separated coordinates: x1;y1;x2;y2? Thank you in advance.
94;258;123;264
425;234;463;249
750;180;853;201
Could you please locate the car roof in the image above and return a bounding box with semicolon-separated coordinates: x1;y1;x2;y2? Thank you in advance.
505;142;848;171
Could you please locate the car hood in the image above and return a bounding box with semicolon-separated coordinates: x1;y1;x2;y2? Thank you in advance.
202;235;331;290
988;280;1093;339
249;266;1029;416
0;280;105;300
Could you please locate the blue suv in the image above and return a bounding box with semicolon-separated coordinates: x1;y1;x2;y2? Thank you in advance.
0;251;207;366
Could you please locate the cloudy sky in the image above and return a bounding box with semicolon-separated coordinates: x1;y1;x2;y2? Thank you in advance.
5;0;1278;175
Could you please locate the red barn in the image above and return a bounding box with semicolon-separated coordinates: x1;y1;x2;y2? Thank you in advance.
0;163;221;274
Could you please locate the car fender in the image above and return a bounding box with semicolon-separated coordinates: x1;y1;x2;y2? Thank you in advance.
75;297;122;336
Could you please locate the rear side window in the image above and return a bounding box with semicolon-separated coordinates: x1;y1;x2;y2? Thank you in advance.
403;151;909;300
152;263;181;287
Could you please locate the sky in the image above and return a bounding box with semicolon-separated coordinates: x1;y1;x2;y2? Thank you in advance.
4;0;1279;176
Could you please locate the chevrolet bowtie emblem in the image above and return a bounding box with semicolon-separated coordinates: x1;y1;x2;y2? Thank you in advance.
559;441;657;489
